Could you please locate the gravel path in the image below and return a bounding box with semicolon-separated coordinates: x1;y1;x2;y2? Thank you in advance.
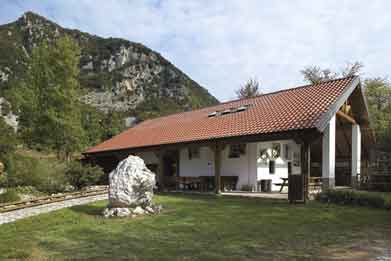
0;194;108;225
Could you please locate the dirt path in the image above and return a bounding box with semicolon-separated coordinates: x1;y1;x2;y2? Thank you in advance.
0;194;107;225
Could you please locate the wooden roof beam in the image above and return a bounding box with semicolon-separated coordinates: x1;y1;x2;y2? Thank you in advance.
336;110;357;125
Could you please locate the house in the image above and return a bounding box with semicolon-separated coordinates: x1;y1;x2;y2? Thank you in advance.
84;76;372;200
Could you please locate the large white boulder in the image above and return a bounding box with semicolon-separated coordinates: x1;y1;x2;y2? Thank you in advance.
108;155;156;208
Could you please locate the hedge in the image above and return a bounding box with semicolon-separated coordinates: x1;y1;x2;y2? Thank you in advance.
316;189;391;210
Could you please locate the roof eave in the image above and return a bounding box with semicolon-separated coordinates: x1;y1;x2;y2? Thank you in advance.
315;76;360;132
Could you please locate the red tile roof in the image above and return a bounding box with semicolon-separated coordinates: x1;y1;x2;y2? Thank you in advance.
86;76;358;154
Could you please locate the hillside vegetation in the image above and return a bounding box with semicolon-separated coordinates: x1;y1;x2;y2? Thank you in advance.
0;11;218;125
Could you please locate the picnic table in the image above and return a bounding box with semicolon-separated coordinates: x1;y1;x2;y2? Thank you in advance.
277;177;288;193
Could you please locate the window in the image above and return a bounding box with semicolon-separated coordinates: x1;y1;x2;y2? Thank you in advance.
293;151;300;166
259;148;268;161
188;147;200;160
288;162;292;175
229;144;246;158
271;143;281;158
269;160;276;174
284;144;291;160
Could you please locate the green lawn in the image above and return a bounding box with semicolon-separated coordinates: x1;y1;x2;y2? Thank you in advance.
1;194;391;260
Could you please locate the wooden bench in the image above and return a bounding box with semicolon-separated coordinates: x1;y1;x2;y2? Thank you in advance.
176;176;239;192
221;176;238;191
176;177;201;191
308;177;323;193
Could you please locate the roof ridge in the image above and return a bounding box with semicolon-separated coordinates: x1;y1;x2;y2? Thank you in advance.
138;75;357;124
217;75;357;105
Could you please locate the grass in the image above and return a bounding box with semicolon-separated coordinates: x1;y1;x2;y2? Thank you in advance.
1;194;391;260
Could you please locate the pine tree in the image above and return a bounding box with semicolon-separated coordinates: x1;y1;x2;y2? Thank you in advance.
12;36;85;160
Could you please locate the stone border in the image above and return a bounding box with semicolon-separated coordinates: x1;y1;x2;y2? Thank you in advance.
0;194;107;225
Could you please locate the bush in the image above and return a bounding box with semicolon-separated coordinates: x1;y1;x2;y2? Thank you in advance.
0;189;21;203
34;160;68;194
317;189;391;210
65;161;104;190
5;154;68;194
13;186;46;197
0;174;7;187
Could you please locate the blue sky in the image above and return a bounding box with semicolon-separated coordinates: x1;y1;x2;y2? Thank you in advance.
1;0;390;101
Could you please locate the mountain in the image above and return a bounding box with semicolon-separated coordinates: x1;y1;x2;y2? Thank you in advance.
0;11;218;123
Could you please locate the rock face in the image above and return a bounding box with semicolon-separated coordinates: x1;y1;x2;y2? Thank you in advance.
103;155;162;218
0;11;219;127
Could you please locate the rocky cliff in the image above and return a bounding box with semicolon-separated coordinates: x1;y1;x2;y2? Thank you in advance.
0;12;218;122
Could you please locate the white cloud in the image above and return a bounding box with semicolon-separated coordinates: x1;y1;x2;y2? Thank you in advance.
1;0;391;101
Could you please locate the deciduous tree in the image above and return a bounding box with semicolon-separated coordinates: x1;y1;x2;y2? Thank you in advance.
236;78;261;99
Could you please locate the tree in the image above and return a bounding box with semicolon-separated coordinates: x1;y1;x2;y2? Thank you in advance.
364;77;391;146
301;62;363;84
300;62;391;148
11;36;85;160
0;117;17;161
236;78;261;99
65;161;104;189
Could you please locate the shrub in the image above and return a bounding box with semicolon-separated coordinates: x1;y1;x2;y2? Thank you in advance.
13;186;46;197
34;159;68;194
0;189;21;203
5;154;68;194
0;174;7;187
65;161;104;190
317;189;391;210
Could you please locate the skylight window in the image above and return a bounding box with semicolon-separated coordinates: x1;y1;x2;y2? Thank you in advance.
221;109;231;115
236;106;247;112
208;111;217;117
207;104;252;118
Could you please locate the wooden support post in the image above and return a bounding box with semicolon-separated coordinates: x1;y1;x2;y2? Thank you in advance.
158;150;165;192
213;142;222;194
302;142;311;201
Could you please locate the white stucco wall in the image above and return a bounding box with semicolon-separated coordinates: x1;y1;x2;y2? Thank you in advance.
220;143;258;190
256;140;301;191
179;146;214;177
179;143;258;190
135;139;300;192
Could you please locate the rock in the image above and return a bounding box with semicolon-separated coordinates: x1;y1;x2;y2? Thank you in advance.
145;206;154;214
116;208;132;217
102;208;114;218
0;161;4;176
103;208;114;218
108;155;155;208
103;207;132;218
133;206;145;215
103;155;163;218
153;204;163;214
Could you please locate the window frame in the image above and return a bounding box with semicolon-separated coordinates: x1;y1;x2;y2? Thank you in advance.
269;160;276;174
228;144;246;158
188;147;200;160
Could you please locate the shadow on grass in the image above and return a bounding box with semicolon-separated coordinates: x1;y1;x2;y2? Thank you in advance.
157;192;291;209
70;204;105;216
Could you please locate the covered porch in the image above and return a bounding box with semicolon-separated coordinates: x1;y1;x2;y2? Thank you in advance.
84;77;370;203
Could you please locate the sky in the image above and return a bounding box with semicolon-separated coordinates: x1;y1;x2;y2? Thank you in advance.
0;0;390;101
